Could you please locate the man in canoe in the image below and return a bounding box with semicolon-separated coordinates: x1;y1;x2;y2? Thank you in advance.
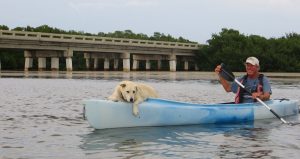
215;56;272;103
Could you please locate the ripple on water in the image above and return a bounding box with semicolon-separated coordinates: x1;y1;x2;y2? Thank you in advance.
0;75;300;159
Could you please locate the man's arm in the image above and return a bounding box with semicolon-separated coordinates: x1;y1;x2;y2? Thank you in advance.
215;65;232;92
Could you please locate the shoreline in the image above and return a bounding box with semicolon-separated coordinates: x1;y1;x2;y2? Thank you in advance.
1;70;300;81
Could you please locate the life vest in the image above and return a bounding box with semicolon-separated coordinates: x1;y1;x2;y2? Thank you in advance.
234;74;264;104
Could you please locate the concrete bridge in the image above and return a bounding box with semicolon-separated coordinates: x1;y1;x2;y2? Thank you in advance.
0;30;200;71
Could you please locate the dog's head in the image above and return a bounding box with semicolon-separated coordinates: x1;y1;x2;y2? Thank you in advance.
119;81;137;103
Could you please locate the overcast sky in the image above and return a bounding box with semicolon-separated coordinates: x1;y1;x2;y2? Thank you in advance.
1;0;300;44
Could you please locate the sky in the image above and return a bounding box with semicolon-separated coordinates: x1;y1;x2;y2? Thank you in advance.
1;0;300;44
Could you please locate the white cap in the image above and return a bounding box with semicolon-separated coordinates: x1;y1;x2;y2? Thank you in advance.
246;57;259;66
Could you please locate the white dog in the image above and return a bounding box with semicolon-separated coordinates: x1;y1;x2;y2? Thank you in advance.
108;81;159;117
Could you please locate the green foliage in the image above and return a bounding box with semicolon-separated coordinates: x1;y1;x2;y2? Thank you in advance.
1;25;300;72
8;24;194;43
196;28;300;72
0;25;9;30
72;52;85;70
0;50;24;70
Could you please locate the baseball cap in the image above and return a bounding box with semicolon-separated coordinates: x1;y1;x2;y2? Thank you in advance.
245;57;259;66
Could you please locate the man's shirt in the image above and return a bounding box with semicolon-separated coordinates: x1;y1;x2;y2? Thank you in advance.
231;75;272;103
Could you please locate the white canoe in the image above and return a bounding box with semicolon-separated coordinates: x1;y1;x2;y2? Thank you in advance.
83;98;299;129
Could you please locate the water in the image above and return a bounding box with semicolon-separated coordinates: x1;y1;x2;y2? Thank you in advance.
1;72;300;159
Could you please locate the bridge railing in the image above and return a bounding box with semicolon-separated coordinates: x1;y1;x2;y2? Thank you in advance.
0;30;200;50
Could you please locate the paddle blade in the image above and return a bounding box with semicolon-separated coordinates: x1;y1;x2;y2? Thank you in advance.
220;63;235;82
288;122;300;126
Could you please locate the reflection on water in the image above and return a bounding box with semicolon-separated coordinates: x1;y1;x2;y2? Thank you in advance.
2;71;300;84
79;118;300;159
79;124;257;158
0;72;300;159
2;71;219;81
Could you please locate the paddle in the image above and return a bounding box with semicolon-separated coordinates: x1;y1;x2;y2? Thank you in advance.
220;63;298;126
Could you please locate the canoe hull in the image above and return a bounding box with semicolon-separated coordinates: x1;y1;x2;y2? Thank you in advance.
83;98;299;129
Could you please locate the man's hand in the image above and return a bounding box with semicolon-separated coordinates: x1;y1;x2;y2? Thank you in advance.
252;92;263;100
214;65;222;75
215;64;231;92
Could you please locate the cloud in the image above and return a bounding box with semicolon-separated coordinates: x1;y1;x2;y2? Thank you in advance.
68;0;158;11
125;0;158;7
227;0;300;10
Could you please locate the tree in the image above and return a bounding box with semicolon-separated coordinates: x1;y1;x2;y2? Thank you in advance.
196;28;300;72
0;25;9;30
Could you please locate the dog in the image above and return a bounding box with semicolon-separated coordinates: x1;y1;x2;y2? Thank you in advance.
108;81;159;117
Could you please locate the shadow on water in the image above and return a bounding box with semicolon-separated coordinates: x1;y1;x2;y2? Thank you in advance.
78;119;288;158
78;113;300;158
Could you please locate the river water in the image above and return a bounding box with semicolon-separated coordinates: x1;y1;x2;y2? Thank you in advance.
1;71;300;159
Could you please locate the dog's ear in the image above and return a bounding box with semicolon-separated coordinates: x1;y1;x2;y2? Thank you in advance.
120;83;126;88
135;85;142;93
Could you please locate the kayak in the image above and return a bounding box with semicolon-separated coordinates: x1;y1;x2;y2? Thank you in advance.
82;98;299;129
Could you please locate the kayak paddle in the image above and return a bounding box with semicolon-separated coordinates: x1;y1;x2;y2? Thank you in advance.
220;63;299;126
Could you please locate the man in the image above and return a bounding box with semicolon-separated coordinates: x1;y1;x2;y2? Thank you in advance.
215;57;272;103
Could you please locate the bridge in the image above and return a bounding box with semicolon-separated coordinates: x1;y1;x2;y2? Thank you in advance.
0;30;201;71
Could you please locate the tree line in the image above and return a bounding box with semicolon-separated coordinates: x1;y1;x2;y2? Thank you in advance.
0;25;299;72
195;28;300;72
0;24;194;43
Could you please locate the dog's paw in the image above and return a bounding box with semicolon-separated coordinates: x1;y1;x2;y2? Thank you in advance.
108;96;119;102
109;99;119;102
132;108;139;117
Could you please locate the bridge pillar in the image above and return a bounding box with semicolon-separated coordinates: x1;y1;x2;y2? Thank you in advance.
146;60;151;71
157;60;162;70
38;58;46;71
86;58;90;70
114;59;119;70
123;59;130;72
94;58;98;70
184;61;189;71
84;53;91;70
24;58;33;71
195;64;199;71
64;49;73;71
122;52;130;72
132;59;139;71
29;58;33;68
169;54;176;72
104;58;110;71
66;57;72;71
24;50;33;71
51;57;59;71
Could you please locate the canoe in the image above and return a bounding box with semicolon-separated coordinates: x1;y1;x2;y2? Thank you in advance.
83;98;299;129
